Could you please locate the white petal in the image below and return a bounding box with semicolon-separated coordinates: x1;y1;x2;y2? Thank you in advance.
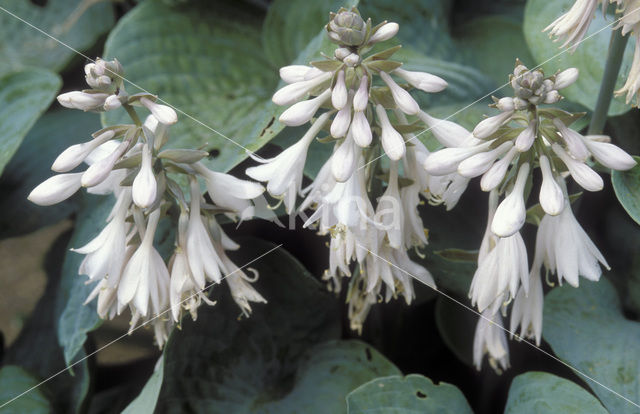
28;173;83;206
279;89;330;127
353;76;369;112
539;155;564;216
132;144;157;208
473;111;513;139
393;68;447;93
417;111;472;148
331;70;348;110
140;97;177;125
491;163;529;237
380;71;419;115
350;111;372;147
376;104;405;160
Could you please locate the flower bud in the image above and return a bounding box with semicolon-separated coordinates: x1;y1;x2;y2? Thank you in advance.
28;173;83;206
81;140;129;187
376;104;405;160
332;134;357;182
132;143;157;208
491;162;530;237
279;65;321;83
331;104;351;138
552;144;603;192
554;68;579;89
543;90;561;104
332;70;348;110
353;75;369;111
52;130;116;172
343;53;361;67
57;91;109;111
351;110;372;147
334;48;351;60
473;111;513;139
583;138;637;170
553;119;589;162
368;22;399;44
417;111;472;148
379;71;419;115
458;141;513;178
103;94;122;111
393;68;447;93
328;10;367;46
272;72;332;106
279;89;331;126
480;147;519;192
515;120;536;152
140;97;178;125
539;155;564;216
495;97;514;112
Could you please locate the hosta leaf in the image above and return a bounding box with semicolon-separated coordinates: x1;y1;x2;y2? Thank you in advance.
0;69;61;176
0;0;114;74
0;366;51;414
544;278;640;413
346;374;473;414
523;0;633;116
0;110;101;238
504;371;608;413
612;156;640;226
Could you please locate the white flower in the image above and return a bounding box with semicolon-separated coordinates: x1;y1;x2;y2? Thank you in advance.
272;72;332;106
246;112;331;213
473;111;514;139
185;179;224;288
536;204;609;287
350;110;372;147
353;75;369;111
368;22;399;44
393;68;447;93
140;97;177;125
279;89;331;126
73;189;131;282
480;146;519;191
553;119;589;161
81;140;129;187
219;252;266;316
582;135;637;170
495;97;514;112
554;67;579;89
538;155;564;216
332;132;357;182
57;91;109;111
552;143;603;191
331;102;351;138
193;163;264;220
616;32;640;105
279;65;323;83
117;209;170;317
417;111;474;148
103;94;122;111
544;0;601;51
473;310;509;372
491;162;529;237
132;143;157;208
424;141;493;176
457;141;513;178
375;163;403;249
376;104;405;160
470;231;529;313
510;259;544;345
52;130;116;172
514;120;536;152
379;71;419;115
28;172;83;206
332;70;348;110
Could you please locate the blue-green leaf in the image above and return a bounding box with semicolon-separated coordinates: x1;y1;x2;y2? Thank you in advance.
505;371;608;413
0;366;51;414
346;374;473;414
612;156;640;226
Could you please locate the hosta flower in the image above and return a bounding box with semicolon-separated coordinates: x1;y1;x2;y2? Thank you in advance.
28;172;83;206
544;0;603;51
510;258;544;345
473;310;510;372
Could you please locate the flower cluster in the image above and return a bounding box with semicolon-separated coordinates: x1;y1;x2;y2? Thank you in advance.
29;59;267;347
545;0;640;106
424;61;636;371
248;8;467;332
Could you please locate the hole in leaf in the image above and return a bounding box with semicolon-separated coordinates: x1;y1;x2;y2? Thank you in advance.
260;117;275;137
208;148;220;158
365;348;372;361
29;0;48;5
416;391;427;399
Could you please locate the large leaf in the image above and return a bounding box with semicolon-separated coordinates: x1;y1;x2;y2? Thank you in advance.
102;0;279;174
455;15;535;87
0;366;51;414
544;278;640;413
523;0;633;116
0;110;101;238
0;69;60;176
56;194;114;364
154;239;344;412
0;0;114;74
504;371;608;413
612;156;640;226
121;358;165;414
346;374;473;414
435;297;476;366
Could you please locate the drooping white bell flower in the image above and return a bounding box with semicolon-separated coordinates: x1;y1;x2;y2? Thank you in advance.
491;162;530;237
510;258;544;345
544;0;601;51
375;162;404;249
473;310;510;372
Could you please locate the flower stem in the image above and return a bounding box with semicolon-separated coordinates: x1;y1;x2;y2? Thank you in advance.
587;28;629;135
124;103;142;127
